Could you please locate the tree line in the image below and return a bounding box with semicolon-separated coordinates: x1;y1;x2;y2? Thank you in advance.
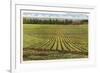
23;17;88;25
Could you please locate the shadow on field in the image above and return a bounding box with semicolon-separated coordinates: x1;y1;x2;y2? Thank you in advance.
23;48;88;61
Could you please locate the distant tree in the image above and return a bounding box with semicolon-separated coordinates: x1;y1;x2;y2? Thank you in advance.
23;17;88;25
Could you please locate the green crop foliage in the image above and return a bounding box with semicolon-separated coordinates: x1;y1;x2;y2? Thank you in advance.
23;24;88;61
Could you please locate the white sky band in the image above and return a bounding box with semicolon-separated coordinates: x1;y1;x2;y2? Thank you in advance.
23;11;88;20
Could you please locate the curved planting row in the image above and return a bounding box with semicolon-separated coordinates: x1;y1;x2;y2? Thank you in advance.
31;28;87;54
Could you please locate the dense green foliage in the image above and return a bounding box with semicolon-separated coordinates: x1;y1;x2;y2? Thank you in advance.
23;17;88;25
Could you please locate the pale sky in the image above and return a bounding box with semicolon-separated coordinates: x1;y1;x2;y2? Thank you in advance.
23;11;88;20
